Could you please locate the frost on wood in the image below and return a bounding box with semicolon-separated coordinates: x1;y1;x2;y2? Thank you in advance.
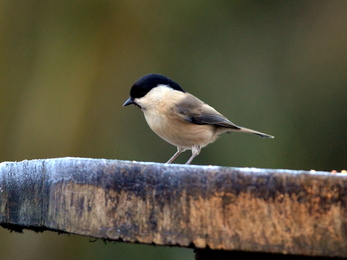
0;157;347;257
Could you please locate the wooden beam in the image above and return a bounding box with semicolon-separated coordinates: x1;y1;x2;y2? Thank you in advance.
0;158;346;257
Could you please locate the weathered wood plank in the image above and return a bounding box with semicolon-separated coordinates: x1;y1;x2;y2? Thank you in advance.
0;157;346;257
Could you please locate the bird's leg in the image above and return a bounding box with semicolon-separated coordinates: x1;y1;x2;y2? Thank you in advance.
185;145;201;165
166;147;186;164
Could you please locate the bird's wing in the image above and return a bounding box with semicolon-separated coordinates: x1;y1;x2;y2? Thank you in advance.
173;94;241;130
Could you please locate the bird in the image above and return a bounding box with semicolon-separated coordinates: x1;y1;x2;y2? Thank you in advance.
123;74;274;165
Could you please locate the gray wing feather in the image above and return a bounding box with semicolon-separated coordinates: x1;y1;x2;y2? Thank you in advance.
174;95;240;130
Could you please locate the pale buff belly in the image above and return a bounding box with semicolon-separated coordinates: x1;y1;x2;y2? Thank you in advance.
144;111;218;150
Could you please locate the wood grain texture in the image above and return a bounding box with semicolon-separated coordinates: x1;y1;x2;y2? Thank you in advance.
0;157;347;257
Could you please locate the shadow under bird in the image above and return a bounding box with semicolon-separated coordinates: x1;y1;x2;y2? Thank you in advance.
123;74;274;165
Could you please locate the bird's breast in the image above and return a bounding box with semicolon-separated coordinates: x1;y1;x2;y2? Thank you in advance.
143;108;218;149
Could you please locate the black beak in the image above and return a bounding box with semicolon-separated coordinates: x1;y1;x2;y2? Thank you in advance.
123;97;135;106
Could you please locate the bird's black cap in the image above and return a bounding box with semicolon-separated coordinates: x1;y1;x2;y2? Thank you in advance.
129;74;186;99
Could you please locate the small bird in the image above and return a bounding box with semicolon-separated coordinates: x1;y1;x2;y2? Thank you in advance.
123;74;274;165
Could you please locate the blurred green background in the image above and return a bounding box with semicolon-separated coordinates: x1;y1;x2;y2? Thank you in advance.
1;0;347;259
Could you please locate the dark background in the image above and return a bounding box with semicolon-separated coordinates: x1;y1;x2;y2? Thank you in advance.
1;1;346;259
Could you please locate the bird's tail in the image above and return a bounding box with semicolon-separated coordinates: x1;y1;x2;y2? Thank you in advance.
235;126;274;138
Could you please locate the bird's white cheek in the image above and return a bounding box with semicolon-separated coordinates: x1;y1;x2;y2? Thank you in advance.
135;96;157;111
133;98;145;109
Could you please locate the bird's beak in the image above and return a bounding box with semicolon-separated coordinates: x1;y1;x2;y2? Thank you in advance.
123;97;135;106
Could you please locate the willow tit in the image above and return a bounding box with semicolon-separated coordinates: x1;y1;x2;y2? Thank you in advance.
123;74;274;165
